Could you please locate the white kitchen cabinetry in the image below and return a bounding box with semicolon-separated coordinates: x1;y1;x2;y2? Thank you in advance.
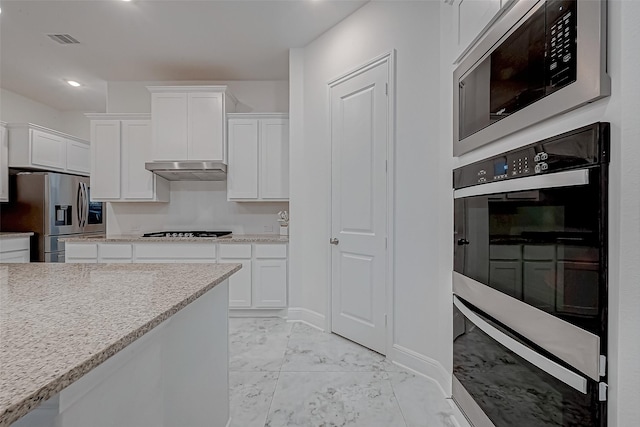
134;242;217;263
0;122;8;202
253;244;287;308
450;0;506;62
7;124;90;176
88;114;169;202
148;86;236;162
219;244;252;308
0;236;31;263
65;243;98;263
64;240;288;310
227;114;289;201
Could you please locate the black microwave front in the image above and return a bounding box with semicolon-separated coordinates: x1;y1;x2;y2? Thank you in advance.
453;0;610;156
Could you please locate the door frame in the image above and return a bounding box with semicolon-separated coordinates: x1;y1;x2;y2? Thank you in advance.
326;50;396;355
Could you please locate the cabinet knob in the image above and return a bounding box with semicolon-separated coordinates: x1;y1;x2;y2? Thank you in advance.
330;238;339;245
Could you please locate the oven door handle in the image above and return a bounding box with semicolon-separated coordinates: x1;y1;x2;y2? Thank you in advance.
453;169;589;199
453;296;588;393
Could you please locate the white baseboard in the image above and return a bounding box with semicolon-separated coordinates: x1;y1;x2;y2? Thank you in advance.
389;344;471;427
229;308;288;318
389;344;450;396
286;307;326;331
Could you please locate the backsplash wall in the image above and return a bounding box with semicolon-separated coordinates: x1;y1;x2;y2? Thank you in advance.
106;181;288;236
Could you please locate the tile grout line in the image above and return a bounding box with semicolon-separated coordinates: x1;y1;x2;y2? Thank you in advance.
261;320;294;426
388;373;410;427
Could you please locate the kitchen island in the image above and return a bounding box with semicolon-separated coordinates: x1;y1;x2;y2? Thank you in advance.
0;262;241;427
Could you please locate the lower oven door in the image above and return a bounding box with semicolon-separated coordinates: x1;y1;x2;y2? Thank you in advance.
452;296;603;427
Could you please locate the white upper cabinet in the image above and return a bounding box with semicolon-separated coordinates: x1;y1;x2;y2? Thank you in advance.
227;114;289;201
451;0;505;62
148;86;236;162
88;114;169;202
0;123;8;202
7;123;90;176
66;139;91;174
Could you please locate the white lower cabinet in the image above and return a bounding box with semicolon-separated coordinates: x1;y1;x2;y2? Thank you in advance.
65;243;98;263
0;236;31;263
134;243;217;263
254;259;287;308
65;241;287;309
219;244;252;308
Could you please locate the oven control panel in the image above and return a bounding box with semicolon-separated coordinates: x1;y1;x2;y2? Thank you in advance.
454;122;609;190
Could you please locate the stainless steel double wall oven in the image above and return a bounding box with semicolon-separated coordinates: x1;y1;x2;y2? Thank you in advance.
452;123;609;427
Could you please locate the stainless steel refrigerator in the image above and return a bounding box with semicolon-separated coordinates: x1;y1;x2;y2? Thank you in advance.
0;172;105;262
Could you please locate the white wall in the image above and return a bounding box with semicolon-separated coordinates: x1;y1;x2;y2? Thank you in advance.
107;181;287;236
439;0;640;423
104;79;289;236
289;1;447;379
611;2;640;424
107;80;289;113
0;88;90;139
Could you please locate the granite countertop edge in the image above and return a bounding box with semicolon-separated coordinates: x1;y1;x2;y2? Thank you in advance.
0;232;35;239
0;263;241;427
59;234;289;243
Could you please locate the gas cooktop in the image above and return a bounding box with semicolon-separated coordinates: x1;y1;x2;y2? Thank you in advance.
142;231;232;238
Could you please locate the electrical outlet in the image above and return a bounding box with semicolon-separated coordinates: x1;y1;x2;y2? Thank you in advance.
263;225;273;232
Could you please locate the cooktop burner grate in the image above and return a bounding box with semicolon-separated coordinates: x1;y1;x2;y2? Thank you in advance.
142;231;232;238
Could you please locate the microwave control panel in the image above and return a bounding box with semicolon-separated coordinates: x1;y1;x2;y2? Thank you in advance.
453;122;609;190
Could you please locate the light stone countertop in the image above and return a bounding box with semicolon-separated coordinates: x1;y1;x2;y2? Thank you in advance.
59;233;289;243
0;262;241;426
0;232;34;239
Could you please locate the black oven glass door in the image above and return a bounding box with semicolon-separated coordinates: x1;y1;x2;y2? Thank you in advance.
459;0;577;140
454;168;604;336
453;297;600;427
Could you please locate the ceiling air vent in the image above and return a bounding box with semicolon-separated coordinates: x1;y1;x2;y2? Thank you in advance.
47;34;80;44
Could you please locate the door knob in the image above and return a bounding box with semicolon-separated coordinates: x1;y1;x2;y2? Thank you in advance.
457;238;470;246
330;238;339;245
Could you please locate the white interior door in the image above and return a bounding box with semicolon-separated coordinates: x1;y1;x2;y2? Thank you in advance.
330;59;389;355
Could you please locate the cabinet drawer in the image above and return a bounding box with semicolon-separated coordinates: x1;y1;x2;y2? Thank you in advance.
523;245;556;261
219;244;252;259
135;243;216;260
254;244;287;259
489;244;522;260
66;244;98;259
0;237;30;253
100;244;132;259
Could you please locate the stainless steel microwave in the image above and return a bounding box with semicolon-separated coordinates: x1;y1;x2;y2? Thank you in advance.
453;0;610;156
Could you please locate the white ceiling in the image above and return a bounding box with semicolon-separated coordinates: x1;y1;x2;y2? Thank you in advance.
0;0;368;112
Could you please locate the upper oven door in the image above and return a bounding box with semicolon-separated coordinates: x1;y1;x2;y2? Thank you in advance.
454;167;605;337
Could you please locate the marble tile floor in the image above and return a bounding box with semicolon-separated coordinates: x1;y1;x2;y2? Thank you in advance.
229;317;461;427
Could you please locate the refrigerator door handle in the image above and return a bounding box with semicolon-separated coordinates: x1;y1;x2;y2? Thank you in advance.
77;182;83;227
83;182;89;227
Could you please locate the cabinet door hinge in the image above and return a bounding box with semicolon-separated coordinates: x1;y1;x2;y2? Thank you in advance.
385;83;388;96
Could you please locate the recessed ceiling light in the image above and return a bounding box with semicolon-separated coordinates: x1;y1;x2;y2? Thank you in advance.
67;80;81;87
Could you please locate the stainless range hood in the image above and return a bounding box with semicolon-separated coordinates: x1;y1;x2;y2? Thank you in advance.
145;161;227;181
